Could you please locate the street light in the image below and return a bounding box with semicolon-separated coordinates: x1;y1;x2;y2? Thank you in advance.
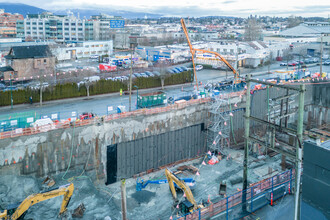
134;85;139;109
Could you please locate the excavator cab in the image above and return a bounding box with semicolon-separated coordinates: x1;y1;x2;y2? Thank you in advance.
179;200;194;214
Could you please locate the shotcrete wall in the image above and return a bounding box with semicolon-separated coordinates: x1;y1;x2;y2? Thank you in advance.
0;102;209;181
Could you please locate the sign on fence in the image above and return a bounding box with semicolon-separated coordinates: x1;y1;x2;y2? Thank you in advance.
10;120;17;126
51;114;58;120
72;111;77;117
27;117;34;123
108;106;113;111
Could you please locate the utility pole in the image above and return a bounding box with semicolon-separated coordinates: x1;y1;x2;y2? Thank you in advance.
10;73;13;109
121;179;127;220
294;84;305;220
320;34;323;76
39;70;43;107
242;74;251;212
129;44;133;112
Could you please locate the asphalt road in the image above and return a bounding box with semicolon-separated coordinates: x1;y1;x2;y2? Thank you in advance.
0;62;329;122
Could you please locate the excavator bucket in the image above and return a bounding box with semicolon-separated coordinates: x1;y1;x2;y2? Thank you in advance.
72;203;86;218
42;176;55;188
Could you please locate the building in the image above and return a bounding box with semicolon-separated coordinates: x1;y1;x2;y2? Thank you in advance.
0;9;23;28
302;139;330;219
0;9;23;37
172;31;218;41
1;45;55;81
52;40;113;61
16;12;124;43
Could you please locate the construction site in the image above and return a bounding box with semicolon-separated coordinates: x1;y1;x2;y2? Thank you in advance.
0;19;330;220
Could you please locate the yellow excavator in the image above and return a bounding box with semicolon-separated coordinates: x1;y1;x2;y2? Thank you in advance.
0;183;74;220
165;168;204;214
180;18;240;90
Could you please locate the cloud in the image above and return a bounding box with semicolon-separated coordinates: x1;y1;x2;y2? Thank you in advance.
223;0;237;4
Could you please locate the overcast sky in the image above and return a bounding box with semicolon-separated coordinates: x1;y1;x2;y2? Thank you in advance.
4;0;330;17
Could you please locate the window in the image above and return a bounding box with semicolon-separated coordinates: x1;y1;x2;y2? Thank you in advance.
32;27;36;30
71;28;75;31
71;23;76;26
78;28;83;31
65;28;69;31
37;60;41;66
44;59;47;64
65;23;69;26
39;22;43;25
32;22;36;25
39;27;43;30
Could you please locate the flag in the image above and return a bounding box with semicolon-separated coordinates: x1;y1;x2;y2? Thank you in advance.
230;113;233;117
224;122;227;126
176;204;179;209
202;161;206;165
183;193;186;197
170;216;173;220
213;141;216;145
207;151;211;155
219;131;222;135
196;171;200;176
234;103;237;107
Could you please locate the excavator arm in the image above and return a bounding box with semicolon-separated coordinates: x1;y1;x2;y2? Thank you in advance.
180;18;199;90
0;183;74;220
180;18;239;84
165;168;197;209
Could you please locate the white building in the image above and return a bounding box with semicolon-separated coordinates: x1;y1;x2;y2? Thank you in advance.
52;40;113;61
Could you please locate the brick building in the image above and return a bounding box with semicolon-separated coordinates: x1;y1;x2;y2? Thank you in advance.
1;45;55;81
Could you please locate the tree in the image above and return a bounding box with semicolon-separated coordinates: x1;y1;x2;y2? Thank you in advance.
287;16;302;28
244;17;262;41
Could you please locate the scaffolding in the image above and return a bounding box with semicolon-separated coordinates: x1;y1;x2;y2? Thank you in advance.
206;94;232;154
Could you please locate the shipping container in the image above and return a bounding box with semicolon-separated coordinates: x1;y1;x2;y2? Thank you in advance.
137;91;167;108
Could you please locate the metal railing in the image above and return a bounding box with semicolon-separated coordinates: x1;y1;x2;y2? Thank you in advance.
174;169;295;220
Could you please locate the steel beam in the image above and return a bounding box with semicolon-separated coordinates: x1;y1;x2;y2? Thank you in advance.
247;116;297;134
248;78;301;91
249;136;296;159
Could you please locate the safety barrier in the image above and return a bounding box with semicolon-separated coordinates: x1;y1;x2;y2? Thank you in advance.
173;169;295;220
0;89;246;141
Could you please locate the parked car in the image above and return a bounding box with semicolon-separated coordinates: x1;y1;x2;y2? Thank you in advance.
174;67;183;72
153;71;160;76
144;71;154;77
140;73;149;77
171;69;180;74
196;65;203;71
167;69;175;74
280;62;287;66
181;66;188;71
324;60;330;65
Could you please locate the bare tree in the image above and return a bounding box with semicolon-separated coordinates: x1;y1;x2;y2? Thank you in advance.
287;15;302;28
244;17;262;41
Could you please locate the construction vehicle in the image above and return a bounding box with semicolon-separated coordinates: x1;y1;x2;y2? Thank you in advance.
136;177;196;191
180;18;240;90
0;183;74;220
165;168;204;214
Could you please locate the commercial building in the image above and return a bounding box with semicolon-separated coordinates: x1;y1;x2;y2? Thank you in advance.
52;40;113;61
16;12;124;43
0;9;23;37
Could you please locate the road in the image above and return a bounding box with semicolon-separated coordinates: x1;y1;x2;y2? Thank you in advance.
0;62;329;123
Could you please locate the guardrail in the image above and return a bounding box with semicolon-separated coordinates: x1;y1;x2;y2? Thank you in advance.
174;169;295;220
